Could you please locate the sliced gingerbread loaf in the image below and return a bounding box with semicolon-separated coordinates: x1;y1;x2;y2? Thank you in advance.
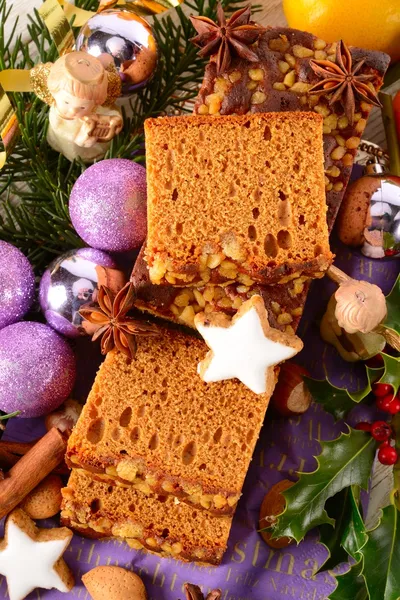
194;28;390;227
66;328;274;516
145;112;332;288
62;469;232;565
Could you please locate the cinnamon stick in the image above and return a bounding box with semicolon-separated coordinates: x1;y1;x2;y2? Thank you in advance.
0;428;67;519
0;438;69;474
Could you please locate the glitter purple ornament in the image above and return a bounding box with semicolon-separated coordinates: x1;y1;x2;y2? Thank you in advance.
39;248;125;338
69;158;147;252
0;322;76;418
0;241;35;330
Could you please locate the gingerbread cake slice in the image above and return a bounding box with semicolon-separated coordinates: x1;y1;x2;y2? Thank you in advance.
145;112;333;288
61;469;232;565
194;29;390;227
132;244;305;332
66;328;274;515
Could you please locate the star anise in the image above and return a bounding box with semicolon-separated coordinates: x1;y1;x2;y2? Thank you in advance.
184;583;222;600
190;3;265;75
308;39;381;125
79;282;158;360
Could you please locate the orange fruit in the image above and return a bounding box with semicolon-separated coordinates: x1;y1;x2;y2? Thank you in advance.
283;0;400;62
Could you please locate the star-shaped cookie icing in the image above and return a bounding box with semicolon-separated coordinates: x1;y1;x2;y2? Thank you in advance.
0;509;74;600
195;295;303;394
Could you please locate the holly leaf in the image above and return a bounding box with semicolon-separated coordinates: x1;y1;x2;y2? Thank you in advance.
376;354;400;396
304;366;379;421
319;486;367;571
384;273;400;335
359;504;400;600
271;428;376;543
329;561;368;600
341;486;368;559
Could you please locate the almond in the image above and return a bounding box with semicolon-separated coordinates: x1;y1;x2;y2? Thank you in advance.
82;566;147;600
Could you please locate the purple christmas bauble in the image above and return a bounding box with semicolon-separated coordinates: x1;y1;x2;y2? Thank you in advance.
69;158;147;252
0;241;35;330
0;322;76;418
39;248;125;338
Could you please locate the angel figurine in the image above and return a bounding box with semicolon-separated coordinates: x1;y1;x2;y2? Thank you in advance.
31;51;123;162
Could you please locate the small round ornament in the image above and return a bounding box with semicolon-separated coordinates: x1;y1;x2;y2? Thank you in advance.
337;159;400;259
0;322;76;418
75;8;158;97
0;242;35;330
69;158;147;252
39;248;125;338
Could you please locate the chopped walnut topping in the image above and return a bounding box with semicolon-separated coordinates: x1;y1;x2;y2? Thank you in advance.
248;68;264;81
331;146;346;161
278;61;290;74
313;38;326;50
292;45;314;58
229;71;242;83
269;35;290;52
283;70;295;87
251;91;266;104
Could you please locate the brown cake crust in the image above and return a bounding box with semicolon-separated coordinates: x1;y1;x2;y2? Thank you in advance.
194;28;390;227
66;329;274;516
145;112;333;287
62;470;232;565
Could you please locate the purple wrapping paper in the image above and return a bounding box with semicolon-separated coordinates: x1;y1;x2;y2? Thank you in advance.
1;237;399;600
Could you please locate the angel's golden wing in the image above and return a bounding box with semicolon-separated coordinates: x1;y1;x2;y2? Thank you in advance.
103;62;122;107
30;62;54;105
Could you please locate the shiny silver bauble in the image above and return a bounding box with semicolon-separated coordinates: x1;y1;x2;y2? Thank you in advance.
75;8;158;97
39;248;125;338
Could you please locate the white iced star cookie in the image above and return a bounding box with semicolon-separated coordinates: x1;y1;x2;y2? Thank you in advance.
0;509;74;600
195;295;304;394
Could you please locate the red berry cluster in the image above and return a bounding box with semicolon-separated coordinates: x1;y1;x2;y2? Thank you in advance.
356;420;398;465
373;383;400;415
355;382;400;466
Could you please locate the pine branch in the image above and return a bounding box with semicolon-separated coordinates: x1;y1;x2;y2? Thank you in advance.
0;0;247;272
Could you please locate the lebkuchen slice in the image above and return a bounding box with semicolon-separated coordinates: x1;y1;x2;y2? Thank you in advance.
66;328;275;516
144;112;333;288
61;469;232;565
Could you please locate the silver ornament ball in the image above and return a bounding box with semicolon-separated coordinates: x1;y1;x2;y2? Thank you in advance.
39;248;125;338
75;8;158;97
392;215;400;244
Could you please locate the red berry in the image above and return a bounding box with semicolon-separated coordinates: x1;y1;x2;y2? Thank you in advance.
372;383;394;398
376;394;396;412
388;398;400;415
370;421;392;442
378;444;398;465
366;354;384;368
355;422;372;431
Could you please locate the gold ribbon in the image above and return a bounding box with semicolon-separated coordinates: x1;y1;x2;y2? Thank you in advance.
39;0;75;55
0;70;32;93
0;84;19;169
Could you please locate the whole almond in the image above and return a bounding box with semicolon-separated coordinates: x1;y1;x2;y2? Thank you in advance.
82;566;147;600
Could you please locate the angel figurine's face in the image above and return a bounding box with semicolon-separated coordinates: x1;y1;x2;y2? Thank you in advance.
52;89;95;119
